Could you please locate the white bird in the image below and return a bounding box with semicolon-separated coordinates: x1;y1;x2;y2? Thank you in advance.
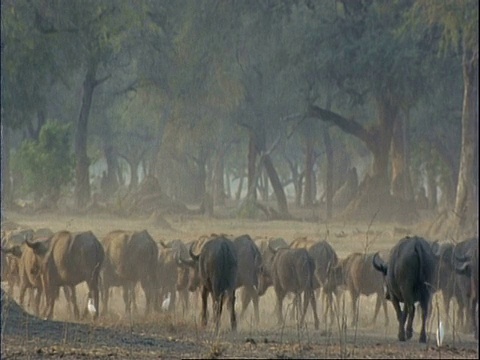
87;298;97;317
162;292;171;311
436;320;444;347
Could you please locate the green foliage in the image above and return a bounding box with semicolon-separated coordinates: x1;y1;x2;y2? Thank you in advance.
12;121;74;201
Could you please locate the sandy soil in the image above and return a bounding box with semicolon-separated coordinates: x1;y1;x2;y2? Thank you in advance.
1;209;478;359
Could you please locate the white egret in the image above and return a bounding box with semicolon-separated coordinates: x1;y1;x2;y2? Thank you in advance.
436;320;444;347
87;298;97;317
162;292;171;311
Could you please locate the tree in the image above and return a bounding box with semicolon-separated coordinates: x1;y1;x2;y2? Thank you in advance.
306;1;430;221
30;0;148;208
12;121;74;203
1;0;60;206
408;0;478;237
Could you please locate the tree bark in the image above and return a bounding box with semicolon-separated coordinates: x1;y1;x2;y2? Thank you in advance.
263;154;289;218
213;148;226;206
426;157;438;210
303;135;315;207
103;145;119;196
323;127;333;220
74;63;97;208
235;175;244;201
1;123;12;211
452;44;478;236
247;134;258;200
310;97;399;221
391;110;413;202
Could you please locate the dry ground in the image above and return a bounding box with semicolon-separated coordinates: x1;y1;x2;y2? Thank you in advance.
1;208;478;359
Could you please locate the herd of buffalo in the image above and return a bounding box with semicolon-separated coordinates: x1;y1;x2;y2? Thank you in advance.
1;225;478;343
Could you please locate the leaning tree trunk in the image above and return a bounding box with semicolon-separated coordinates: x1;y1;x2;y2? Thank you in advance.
74;64;97;209
263;154;290;218
310;96;398;221
452;44;478;237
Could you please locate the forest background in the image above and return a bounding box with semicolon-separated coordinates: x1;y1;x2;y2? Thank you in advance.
1;0;478;240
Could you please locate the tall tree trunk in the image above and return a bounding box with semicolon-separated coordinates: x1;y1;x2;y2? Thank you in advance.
103;145;119;196
1;123;12;212
303;135;315;207
323;127;333;220
193;158;207;203
391;110;413;201
27;109;47;141
213;148;226;206
235;175;244;201
74;64;97;208
263;154;289;218
225;171;231;199
452;45;478;236
128;158;140;191
426;157;438;210
247;134;258;200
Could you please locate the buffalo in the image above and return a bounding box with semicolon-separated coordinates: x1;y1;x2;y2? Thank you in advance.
232;234;262;324
186;235;238;334
174;240;197;314
454;237;478;339
101;230;158;316
325;252;389;327
158;239;190;313
290;237;339;325
25;230;104;320
258;244;319;330
1;228;35;297
433;239;474;331
373;235;437;342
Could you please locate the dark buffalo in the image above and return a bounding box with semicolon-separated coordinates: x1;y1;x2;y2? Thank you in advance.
434;239;474;331
177;235;221;294
232;234;262;324
187;235;238;334
373;236;437;342
325;252;389;327
101;230;158;316
454;237;478;339
258;244;319;330
25;230;104;320
290;237;339;325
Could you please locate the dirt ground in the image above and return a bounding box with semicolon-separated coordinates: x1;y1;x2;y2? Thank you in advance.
1;208;478;359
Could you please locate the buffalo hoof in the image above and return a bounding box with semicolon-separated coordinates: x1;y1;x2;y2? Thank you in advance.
398;332;406;342
406;329;413;340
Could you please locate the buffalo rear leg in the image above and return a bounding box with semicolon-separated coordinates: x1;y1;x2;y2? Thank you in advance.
391;298;406;341
405;303;415;340
201;286;209;327
230;290;237;332
275;289;286;327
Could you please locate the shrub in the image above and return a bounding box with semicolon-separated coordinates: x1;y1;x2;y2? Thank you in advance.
12;121;74;203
